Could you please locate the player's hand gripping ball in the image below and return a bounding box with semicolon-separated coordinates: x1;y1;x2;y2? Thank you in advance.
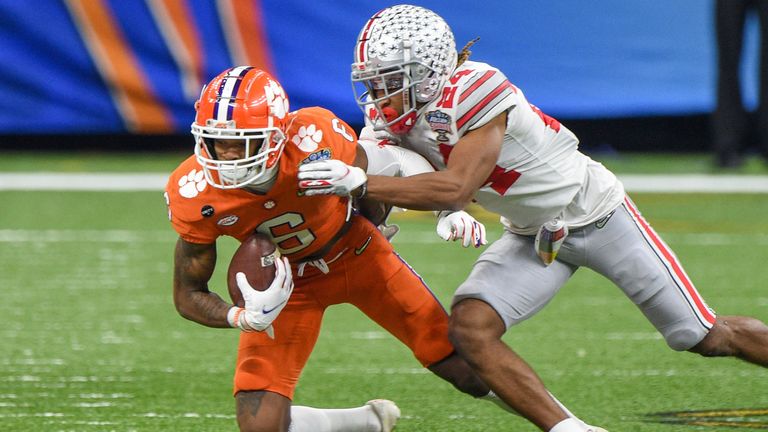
227;232;279;307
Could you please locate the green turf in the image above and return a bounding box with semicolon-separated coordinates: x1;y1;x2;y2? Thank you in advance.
0;151;767;174
1;190;767;431
0;151;189;173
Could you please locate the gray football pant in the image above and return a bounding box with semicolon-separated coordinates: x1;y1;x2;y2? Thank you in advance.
453;197;716;351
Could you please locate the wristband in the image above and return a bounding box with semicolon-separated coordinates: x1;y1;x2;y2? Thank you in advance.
227;306;245;329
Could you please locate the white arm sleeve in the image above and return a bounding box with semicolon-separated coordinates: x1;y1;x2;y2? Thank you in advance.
359;138;434;177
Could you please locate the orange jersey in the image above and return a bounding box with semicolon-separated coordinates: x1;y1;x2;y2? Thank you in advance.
165;107;358;261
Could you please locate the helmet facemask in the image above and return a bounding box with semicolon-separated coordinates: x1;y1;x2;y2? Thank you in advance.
192;119;286;190
352;52;444;134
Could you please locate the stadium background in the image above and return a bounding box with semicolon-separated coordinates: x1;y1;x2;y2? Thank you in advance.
0;0;763;153
3;2;768;431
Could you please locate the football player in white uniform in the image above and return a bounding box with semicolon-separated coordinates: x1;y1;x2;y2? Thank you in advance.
298;4;768;432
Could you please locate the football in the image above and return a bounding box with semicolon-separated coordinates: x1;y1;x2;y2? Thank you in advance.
227;232;279;307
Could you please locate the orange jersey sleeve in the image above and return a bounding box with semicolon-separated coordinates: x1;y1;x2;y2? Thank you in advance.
165;155;223;244
164;107;360;261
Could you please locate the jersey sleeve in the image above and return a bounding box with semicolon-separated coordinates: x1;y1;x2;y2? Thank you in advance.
455;64;518;136
164;159;218;244
295;107;359;164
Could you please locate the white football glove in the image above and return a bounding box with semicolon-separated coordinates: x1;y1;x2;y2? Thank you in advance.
297;160;367;197
227;256;294;338
436;210;487;248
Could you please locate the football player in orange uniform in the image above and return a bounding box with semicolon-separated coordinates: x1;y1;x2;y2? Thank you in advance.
165;66;495;432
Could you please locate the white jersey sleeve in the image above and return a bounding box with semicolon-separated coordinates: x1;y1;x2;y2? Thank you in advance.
453;66;518;135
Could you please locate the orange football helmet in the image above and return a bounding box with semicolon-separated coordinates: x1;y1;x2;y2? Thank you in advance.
192;66;290;189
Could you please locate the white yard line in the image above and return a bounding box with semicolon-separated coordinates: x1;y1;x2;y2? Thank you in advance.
2;172;768;192
0;173;169;191
619;174;768;193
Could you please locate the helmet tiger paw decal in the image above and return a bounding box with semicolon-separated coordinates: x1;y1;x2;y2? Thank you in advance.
265;79;289;120
178;169;207;198
292;124;323;152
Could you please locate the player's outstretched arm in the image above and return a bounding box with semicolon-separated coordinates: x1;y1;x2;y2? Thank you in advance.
172;237;232;328
299;112;507;212
364;112;506;211
353;139;436;239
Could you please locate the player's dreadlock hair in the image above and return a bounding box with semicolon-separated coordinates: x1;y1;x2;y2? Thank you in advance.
456;37;480;67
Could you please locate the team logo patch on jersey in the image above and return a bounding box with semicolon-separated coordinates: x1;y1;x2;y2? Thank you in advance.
178;169;207;198
426;110;452;142
292;124;323;152
264;200;276;209
201;205;215;217
217;215;239;226
300;148;332;165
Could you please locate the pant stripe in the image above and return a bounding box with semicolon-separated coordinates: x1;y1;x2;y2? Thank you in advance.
623;197;716;328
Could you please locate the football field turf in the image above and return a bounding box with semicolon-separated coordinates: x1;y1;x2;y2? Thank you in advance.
1;165;768;430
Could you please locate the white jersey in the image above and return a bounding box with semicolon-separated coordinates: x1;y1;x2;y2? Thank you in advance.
364;60;625;235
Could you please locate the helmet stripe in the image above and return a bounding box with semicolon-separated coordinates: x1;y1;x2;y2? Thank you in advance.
356;10;383;63
213;66;253;121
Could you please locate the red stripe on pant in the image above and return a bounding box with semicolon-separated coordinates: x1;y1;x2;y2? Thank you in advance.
623;197;716;326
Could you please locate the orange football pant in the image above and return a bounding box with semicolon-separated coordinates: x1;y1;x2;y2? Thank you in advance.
232;215;454;399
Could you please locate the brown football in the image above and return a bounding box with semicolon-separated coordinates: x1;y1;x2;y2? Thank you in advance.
227;232;279;307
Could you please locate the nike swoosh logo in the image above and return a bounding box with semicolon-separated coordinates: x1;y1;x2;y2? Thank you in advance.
261;299;288;315
355;236;373;255
594;210;615;229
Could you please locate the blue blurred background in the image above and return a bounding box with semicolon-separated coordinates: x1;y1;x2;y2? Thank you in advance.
0;0;761;151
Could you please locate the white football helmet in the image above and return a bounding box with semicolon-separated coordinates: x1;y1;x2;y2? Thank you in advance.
351;4;457;135
192;66;290;189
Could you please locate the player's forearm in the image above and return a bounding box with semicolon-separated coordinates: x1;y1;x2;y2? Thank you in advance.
365;172;473;211
172;238;232;328
173;288;232;328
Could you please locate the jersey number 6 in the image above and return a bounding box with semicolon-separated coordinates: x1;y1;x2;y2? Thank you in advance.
256;212;316;255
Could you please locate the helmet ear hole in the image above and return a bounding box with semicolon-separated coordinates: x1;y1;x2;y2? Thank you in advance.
416;77;441;103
